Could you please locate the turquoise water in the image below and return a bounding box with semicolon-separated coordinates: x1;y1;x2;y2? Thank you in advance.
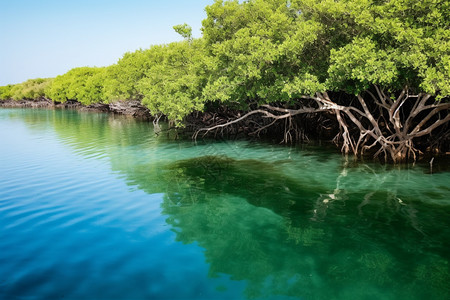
0;108;449;300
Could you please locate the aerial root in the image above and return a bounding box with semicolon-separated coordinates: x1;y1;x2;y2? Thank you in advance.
193;87;449;162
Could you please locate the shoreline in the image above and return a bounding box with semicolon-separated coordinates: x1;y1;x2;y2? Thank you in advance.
2;98;449;162
0;98;153;120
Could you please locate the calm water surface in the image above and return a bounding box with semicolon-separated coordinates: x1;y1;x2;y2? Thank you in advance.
0;108;449;300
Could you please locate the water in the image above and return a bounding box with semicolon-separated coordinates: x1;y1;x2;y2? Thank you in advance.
0;108;449;300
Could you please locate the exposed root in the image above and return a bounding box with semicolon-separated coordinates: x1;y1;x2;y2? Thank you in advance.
193;86;450;163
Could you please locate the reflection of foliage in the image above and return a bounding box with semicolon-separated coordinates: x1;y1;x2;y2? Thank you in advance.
14;110;450;299
163;193;322;299
159;156;450;299
415;256;450;294
160;156;329;298
358;252;394;285
49;109;160;153
162;156;318;222
286;224;325;246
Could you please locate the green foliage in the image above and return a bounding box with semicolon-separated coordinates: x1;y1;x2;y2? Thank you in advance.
327;37;399;93
0;78;53;100
105;49;157;101
0;85;13;100
78;67;110;104
201;0;329;108
202;0;449;103
173;23;193;41
202;0;281;104
46;67;108;104
296;0;450;96
137;39;208;123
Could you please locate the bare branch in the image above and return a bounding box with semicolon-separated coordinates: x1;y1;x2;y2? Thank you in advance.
374;85;393;106
411;114;450;138
410;104;450;136
193;105;326;140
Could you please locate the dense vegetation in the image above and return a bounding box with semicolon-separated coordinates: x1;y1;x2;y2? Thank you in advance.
0;78;53;101
1;0;449;162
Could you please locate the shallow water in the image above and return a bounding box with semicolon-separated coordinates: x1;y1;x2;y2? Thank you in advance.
0;108;449;300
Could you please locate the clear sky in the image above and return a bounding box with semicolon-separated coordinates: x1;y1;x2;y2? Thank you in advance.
0;0;215;86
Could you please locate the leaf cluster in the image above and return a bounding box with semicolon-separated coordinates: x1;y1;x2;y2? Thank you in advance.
0;78;53;101
203;0;449;103
138;40;208;122
46;67;110;105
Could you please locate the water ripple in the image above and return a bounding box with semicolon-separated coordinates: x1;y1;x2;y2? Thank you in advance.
1;108;449;300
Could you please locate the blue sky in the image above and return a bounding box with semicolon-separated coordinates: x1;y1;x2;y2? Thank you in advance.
0;0;215;86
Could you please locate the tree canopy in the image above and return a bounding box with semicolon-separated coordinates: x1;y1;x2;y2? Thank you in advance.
138;39;208;122
202;0;449;103
0;78;53;101
46;67;108;105
1;0;448;161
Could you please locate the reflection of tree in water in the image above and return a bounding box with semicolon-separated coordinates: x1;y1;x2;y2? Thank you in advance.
161;157;324;299
12;109;450;299
159;156;450;300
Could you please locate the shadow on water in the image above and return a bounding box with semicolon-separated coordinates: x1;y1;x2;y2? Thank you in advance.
154;155;450;299
164;156;318;218
5;108;450;299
